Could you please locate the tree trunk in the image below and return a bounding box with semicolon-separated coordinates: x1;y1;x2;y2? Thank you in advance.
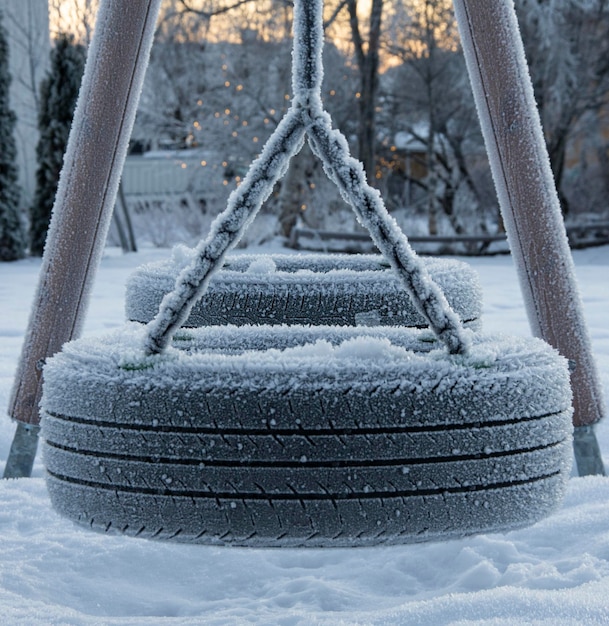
347;0;383;182
117;180;137;252
546;129;571;216
278;142;310;238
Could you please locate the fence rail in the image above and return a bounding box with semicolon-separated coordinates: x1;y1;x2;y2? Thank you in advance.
290;222;609;255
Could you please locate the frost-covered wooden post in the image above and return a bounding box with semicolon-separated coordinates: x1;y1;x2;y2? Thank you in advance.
3;0;162;478
453;0;605;476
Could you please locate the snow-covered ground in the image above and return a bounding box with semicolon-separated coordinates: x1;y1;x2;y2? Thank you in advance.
0;242;608;625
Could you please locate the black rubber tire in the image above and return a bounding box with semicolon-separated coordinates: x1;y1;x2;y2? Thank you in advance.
125;251;483;329
41;325;573;547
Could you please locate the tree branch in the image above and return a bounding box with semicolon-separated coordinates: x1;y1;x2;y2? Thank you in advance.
347;0;365;70
324;0;349;30
178;0;255;19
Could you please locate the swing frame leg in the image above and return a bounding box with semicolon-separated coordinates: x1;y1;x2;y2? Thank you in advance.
3;0;161;478
573;425;606;477
3;423;40;479
453;0;605;476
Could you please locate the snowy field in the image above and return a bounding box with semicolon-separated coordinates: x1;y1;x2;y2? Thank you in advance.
0;242;608;625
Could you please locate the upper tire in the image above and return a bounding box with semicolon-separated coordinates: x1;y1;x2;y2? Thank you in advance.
125;250;483;329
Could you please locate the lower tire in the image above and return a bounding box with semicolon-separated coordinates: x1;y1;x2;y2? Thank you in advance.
41;325;573;547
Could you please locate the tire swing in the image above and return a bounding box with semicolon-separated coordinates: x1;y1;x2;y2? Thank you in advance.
40;0;574;547
125;251;483;330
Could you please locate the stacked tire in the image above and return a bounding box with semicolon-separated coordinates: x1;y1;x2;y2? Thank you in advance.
39;0;575;547
41;325;573;547
125;250;483;330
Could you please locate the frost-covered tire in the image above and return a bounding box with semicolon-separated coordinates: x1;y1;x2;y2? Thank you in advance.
125;251;483;329
41;324;573;547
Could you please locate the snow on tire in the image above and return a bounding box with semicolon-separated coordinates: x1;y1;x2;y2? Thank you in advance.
41;325;573;547
125;250;483;329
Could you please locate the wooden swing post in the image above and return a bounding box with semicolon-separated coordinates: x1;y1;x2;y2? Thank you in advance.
3;0;161;478
453;0;605;475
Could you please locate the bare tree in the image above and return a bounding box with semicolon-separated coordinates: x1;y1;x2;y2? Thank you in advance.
345;0;384;181
49;0;99;45
381;0;496;241
1;0;50;208
515;0;609;217
173;0;293;41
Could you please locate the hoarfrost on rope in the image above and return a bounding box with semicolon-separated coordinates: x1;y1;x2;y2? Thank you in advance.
143;0;470;357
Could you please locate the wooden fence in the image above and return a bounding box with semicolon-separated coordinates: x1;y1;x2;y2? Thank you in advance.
290;222;609;255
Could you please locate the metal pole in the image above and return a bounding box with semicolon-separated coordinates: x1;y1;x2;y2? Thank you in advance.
4;0;162;478
453;0;605;475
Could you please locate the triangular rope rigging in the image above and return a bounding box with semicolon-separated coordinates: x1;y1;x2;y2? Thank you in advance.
144;0;469;357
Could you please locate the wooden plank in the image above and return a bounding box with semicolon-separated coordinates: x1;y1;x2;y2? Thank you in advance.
7;0;161;430
291;227;508;245
452;0;605;437
291;223;609;249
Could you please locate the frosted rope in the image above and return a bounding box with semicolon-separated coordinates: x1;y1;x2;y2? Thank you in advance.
145;0;469;355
